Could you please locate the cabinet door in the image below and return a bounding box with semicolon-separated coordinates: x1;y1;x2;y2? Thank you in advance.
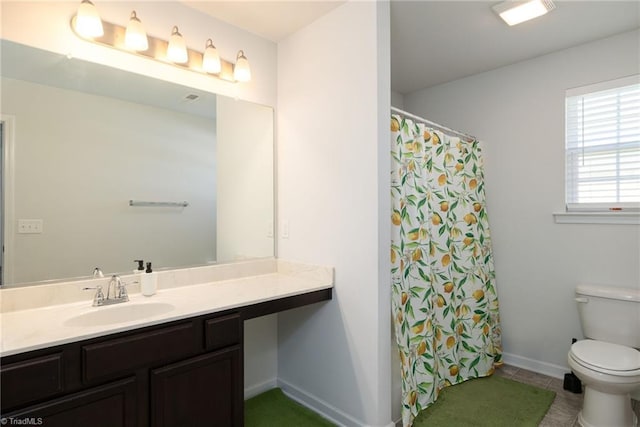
3;377;137;427
0;353;64;411
151;346;242;427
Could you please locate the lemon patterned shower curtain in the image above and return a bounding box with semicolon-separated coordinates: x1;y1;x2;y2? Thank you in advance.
391;114;502;427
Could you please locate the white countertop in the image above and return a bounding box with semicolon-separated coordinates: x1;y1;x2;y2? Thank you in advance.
0;260;333;357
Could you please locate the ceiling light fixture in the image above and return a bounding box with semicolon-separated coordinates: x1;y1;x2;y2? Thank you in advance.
70;1;251;83
124;11;148;51
202;39;221;74
74;0;103;38
492;0;556;26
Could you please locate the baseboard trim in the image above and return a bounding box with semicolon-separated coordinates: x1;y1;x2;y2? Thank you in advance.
502;352;569;379
244;378;278;399
277;378;394;427
277;378;358;426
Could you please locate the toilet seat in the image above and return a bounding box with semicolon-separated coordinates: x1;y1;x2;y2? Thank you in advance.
570;340;640;377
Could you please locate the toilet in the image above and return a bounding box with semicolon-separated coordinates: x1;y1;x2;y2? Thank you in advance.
568;284;640;427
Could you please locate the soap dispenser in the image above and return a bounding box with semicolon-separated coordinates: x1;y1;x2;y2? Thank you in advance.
133;259;144;284
141;261;157;296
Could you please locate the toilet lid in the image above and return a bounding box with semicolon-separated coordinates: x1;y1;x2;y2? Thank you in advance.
572;340;640;371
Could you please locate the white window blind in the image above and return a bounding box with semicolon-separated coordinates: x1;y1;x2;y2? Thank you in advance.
565;76;640;212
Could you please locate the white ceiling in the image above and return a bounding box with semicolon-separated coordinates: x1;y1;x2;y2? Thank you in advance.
182;1;346;42
183;1;640;95
390;1;640;94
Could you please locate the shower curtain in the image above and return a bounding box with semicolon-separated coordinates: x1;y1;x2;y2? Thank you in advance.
391;113;502;427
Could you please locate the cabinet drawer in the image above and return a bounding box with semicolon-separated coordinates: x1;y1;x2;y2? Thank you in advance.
0;353;64;410
82;322;197;383
204;313;241;351
5;376;137;427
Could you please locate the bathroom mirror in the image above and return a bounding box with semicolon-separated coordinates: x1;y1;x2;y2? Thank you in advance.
0;40;274;287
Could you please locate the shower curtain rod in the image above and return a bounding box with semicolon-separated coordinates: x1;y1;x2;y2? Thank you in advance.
390;106;477;142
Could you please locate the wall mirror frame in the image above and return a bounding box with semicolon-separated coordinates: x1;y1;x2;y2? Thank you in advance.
0;39;275;287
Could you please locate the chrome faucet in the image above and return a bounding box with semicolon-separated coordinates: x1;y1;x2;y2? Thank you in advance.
106;275;128;301
84;275;134;307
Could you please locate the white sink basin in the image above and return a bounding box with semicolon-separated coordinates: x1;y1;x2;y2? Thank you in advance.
64;302;175;327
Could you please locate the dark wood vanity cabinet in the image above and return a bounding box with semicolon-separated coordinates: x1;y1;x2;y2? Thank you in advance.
0;287;332;427
1;311;243;427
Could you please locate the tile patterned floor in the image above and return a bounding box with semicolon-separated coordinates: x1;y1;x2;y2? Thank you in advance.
496;364;640;426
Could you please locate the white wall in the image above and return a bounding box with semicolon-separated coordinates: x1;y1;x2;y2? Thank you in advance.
276;1;392;426
216;96;274;262
403;30;640;376
2;77;217;284
390;90;404;110
244;314;278;398
2;1;279;397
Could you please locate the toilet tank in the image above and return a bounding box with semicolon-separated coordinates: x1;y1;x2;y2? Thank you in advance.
575;285;640;348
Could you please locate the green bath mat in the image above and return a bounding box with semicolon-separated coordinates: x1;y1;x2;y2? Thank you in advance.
245;388;335;427
414;375;555;427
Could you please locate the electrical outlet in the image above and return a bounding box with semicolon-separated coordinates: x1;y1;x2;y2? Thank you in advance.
282;220;290;239
18;219;43;234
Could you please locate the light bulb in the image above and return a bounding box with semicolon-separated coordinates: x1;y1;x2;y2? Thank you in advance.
124;11;148;51
167;26;188;64
202;39;221;74
74;0;103;38
233;50;251;82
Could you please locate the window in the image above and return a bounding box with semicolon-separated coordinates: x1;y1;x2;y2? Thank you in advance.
565;75;640;214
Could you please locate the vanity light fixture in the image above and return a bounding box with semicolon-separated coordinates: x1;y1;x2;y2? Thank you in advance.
233;50;251;82
202;39;222;74
492;0;556;26
124;11;148;51
74;0;103;38
167;26;188;64
70;1;251;82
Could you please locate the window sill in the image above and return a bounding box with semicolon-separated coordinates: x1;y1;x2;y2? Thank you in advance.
553;211;640;225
